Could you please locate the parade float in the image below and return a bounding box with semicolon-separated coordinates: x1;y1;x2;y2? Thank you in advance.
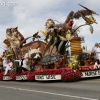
0;4;100;81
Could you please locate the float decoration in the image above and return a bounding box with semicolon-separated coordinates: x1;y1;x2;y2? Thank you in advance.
0;4;99;81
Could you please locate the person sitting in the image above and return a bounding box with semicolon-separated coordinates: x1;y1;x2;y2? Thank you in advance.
4;59;13;75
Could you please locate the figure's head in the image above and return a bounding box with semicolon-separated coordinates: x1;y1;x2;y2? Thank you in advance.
98;43;100;47
95;43;99;48
65;18;74;30
3;51;6;56
24;48;42;60
11;27;20;38
8;59;12;62
31;48;42;59
6;28;12;36
11;27;18;33
21;56;24;60
3;39;11;47
45;19;55;29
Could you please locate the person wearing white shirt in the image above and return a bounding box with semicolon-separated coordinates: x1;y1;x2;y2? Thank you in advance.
96;44;100;64
15;56;28;74
4;59;13;75
2;55;7;70
92;43;98;58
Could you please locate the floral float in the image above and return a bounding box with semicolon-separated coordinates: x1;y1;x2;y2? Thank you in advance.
0;4;99;81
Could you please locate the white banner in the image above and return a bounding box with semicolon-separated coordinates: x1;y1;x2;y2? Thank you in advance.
16;75;27;80
3;76;12;80
35;74;61;81
81;70;100;78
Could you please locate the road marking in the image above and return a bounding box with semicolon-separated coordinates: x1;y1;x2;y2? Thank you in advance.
0;86;99;100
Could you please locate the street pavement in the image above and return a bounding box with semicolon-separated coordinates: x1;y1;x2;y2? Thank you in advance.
0;77;100;100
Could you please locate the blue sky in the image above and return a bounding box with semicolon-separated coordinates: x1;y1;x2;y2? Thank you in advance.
0;0;100;55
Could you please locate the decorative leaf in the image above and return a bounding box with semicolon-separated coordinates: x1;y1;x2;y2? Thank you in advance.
39;30;47;36
58;35;66;41
58;41;64;52
6;54;14;57
89;25;94;34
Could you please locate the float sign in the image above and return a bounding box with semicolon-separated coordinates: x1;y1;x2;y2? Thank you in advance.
81;70;100;78
16;75;27;80
35;74;61;81
3;76;12;80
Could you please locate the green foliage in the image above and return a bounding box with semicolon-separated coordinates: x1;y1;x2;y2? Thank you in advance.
89;25;94;34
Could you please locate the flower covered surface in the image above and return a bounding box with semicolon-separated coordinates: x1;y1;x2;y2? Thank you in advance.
34;67;82;81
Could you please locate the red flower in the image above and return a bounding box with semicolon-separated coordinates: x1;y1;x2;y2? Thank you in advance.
27;72;35;81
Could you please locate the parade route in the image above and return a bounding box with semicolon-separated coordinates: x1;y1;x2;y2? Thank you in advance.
0;78;100;100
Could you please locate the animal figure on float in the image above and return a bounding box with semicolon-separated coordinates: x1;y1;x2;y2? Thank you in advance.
5;27;25;59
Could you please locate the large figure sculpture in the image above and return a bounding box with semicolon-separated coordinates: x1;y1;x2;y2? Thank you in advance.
3;4;98;70
4;27;25;58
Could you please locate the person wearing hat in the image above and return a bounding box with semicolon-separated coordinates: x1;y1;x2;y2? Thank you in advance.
14;56;28;74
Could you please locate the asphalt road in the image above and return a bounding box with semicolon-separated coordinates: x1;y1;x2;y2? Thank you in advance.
0;77;100;100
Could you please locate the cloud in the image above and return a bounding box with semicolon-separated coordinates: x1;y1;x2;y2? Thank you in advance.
74;15;100;50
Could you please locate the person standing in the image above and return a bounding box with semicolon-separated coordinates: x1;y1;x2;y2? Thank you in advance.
15;56;28;74
96;43;100;64
92;43;98;59
2;55;7;71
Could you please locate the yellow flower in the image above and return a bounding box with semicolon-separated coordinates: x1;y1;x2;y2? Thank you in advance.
66;33;74;40
74;70;77;72
6;54;14;57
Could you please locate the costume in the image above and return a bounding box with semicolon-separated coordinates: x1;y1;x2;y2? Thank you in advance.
15;58;28;74
4;61;13;75
96;47;100;63
92;46;98;58
2;56;7;70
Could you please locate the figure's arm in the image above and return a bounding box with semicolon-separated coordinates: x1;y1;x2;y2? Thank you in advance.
8;62;13;68
14;60;20;62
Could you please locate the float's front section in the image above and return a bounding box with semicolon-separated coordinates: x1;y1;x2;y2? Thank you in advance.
80;65;100;78
0;4;100;81
34;68;82;81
